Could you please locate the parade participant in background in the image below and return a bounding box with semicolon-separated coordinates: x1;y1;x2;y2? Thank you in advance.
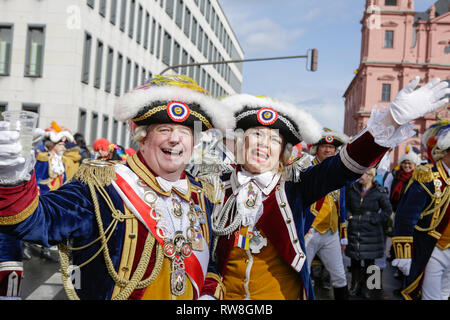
392;120;450;300
209;76;449;300
304;128;350;300
35;121;80;194
386;144;421;211
345;168;392;299
0;75;231;300
73;133;92;162
93;138;112;160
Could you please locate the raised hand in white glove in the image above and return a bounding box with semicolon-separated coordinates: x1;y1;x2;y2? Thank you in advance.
390;76;450;125
0;121;42;185
391;258;412;276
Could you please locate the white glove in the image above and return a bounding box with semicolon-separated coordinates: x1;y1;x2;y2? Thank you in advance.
390;76;450;125
392;258;412;276
0;121;42;185
340;238;348;246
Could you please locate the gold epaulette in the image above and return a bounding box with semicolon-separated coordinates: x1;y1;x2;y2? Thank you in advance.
392;236;413;259
412;164;434;183
36;152;50;162
72;159;118;187
195;174;224;204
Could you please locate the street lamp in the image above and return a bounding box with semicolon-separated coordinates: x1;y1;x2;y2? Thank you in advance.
159;48;318;74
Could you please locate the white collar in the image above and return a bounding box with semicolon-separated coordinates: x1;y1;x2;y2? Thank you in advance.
232;168;281;196
155;176;188;195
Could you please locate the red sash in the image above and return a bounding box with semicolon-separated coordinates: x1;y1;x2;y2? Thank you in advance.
114;173;205;293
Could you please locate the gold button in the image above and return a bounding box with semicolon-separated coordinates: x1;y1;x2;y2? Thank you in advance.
293;238;298;243
129;233;136;239
245;259;249;263
280;202;286;207
276;185;281;190
286;219;292;224
122;266;129;271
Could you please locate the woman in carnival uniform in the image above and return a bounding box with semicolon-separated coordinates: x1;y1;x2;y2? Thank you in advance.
0;75;231;300
209;76;449;300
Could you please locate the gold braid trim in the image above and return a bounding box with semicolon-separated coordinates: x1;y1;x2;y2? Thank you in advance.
59;171;164;300
412;164;434;183
0;195;39;226
72;159;118;187
392;236;413;259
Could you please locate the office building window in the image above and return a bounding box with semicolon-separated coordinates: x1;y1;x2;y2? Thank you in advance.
166;0;174;18
94;40;104;89
136;4;143;44
25;26;45;77
0;25;13;76
87;0;95;9
125;58;131;93
102;115;109;139
143;11;150;49
128;0;135;39
78;108;87;136
205;0;211;22
188;56;194;78
105;47;114;93
0;102;7;120
384;30;394;48
200;0;205;14
156;24;162;59
381;83;391;102
120;0;127;32
202;34;208;57
162;31;172;65
210;9;215;32
184;7;191;37
172;41;180;67
133;63;139;88
112;119;118;143
115;53;123;96
99;0;106;17
198;27;203;52
121;122;127;146
110;0;117;25
91;112;98;144
191;17;197;45
385;0;397;5
141;67;146;84
175;0;183;28
150;18;156;54
81;32;92;84
181;49;188;75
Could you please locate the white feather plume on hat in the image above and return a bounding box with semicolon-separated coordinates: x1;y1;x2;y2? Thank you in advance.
221;94;323;145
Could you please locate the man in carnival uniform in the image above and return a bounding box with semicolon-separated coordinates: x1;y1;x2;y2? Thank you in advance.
0;75;230;300
35;123;80;194
210;76;449;300
392;120;450;300
304;128;350;299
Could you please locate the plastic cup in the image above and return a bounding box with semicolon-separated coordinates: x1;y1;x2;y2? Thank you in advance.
2;110;38;156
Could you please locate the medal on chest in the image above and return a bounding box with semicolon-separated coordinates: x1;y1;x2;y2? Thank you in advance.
244;183;258;209
163;231;192;296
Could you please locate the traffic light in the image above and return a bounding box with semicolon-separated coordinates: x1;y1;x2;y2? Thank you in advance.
310;48;318;72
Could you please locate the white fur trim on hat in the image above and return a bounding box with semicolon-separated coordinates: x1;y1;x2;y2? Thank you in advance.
49;131;74;143
221;94;323;144
114;85;233;133
436;129;450;151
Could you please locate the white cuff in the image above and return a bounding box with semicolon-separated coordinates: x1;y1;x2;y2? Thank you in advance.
366;105;416;148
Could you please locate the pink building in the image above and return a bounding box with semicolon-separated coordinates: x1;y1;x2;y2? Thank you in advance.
343;0;449;168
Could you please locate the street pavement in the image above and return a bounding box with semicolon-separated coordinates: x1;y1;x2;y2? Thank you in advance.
20;244;403;300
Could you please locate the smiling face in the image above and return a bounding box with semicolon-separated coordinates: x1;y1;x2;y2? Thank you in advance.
400;160;415;173
139;123;193;181
242;126;284;174
316;143;336;162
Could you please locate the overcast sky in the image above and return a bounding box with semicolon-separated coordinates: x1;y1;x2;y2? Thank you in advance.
218;0;435;132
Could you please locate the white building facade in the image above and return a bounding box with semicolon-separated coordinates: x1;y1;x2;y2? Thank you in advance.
0;0;244;147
